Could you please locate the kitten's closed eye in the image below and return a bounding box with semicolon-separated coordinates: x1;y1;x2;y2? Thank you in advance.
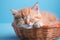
20;17;24;21
22;16;24;19
15;16;20;19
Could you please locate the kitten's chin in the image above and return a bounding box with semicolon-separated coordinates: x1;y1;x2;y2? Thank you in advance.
22;24;33;29
17;24;33;29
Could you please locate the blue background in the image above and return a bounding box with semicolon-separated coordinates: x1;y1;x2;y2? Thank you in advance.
0;0;60;23
0;0;60;40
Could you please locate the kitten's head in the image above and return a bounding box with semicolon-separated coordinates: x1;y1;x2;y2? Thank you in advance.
11;2;40;28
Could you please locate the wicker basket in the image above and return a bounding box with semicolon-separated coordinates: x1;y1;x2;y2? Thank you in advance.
12;23;60;40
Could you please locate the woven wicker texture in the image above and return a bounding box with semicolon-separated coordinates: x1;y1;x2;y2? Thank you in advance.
12;23;60;40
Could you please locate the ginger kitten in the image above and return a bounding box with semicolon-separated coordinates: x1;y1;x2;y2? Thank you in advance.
11;2;59;29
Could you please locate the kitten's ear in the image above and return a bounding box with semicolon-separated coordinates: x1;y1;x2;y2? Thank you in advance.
32;2;39;12
10;9;18;15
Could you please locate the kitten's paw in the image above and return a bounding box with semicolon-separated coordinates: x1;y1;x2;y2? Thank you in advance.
34;22;44;28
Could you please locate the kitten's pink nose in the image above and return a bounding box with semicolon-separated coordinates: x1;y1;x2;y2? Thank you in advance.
25;21;30;25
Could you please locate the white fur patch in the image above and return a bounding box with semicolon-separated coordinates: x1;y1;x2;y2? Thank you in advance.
17;21;44;29
17;22;34;29
22;25;33;29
